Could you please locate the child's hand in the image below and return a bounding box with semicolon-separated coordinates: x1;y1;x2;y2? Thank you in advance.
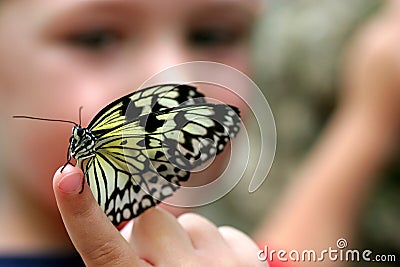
53;165;266;266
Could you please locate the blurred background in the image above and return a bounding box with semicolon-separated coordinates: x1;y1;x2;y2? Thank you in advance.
1;1;398;265
196;0;399;266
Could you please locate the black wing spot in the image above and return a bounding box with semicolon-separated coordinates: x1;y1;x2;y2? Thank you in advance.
139;113;165;133
175;85;205;102
154;150;164;159
120;140;128;145
228;105;240;116
156;164;168;172
125;102;144;122
133;184;141;193
149;176;158;183
151;94;167;112
173;112;188;128
137;139;145;147
120;97;131;117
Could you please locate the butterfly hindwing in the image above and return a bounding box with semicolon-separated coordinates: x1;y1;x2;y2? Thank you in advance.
81;140;181;225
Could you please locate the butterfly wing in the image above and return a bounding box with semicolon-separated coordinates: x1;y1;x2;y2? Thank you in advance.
80;142;179;225
87;84;205;136
134;103;241;174
80;84;241;225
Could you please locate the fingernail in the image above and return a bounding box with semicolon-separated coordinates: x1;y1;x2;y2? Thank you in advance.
58;173;82;194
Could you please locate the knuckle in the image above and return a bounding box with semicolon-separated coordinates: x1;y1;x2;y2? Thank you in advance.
83;241;127;266
68;200;98;220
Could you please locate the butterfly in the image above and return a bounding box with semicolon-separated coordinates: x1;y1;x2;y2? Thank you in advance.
15;84;241;226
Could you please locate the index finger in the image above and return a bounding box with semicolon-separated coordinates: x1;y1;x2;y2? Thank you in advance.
53;164;143;267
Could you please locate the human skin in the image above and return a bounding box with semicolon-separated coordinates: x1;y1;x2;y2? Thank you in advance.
0;0;260;256
53;165;266;266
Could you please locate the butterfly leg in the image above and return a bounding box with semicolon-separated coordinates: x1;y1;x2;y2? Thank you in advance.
78;158;94;194
61;143;73;172
78;176;85;194
60;161;72;173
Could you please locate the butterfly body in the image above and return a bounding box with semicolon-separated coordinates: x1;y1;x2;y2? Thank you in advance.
69;126;97;160
65;84;241;225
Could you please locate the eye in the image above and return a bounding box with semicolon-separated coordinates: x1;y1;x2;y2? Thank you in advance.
187;27;242;48
66;29;122;50
73;130;79;139
73;127;84;138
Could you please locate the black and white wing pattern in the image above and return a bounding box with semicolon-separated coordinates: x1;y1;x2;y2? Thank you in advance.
74;84;241;226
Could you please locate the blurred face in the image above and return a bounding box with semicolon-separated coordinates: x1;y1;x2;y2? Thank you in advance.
0;0;257;212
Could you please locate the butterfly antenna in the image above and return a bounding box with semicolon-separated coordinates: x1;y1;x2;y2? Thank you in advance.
13;115;78;126
78;106;84;126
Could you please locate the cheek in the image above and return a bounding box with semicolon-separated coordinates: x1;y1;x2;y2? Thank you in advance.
3;116;72;202
0;61;86;207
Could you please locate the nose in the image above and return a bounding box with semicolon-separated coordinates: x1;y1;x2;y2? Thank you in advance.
136;33;191;87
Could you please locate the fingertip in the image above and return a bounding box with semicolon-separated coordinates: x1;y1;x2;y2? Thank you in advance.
178;213;225;249
53;164;84;194
131;207;193;261
132;207;174;235
53;164;82;181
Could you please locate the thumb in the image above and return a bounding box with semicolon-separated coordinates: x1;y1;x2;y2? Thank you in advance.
53;164;142;267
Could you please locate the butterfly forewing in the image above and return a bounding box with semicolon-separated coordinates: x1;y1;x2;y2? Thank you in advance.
77;84;241;225
130;104;241;171
88;84;205;135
